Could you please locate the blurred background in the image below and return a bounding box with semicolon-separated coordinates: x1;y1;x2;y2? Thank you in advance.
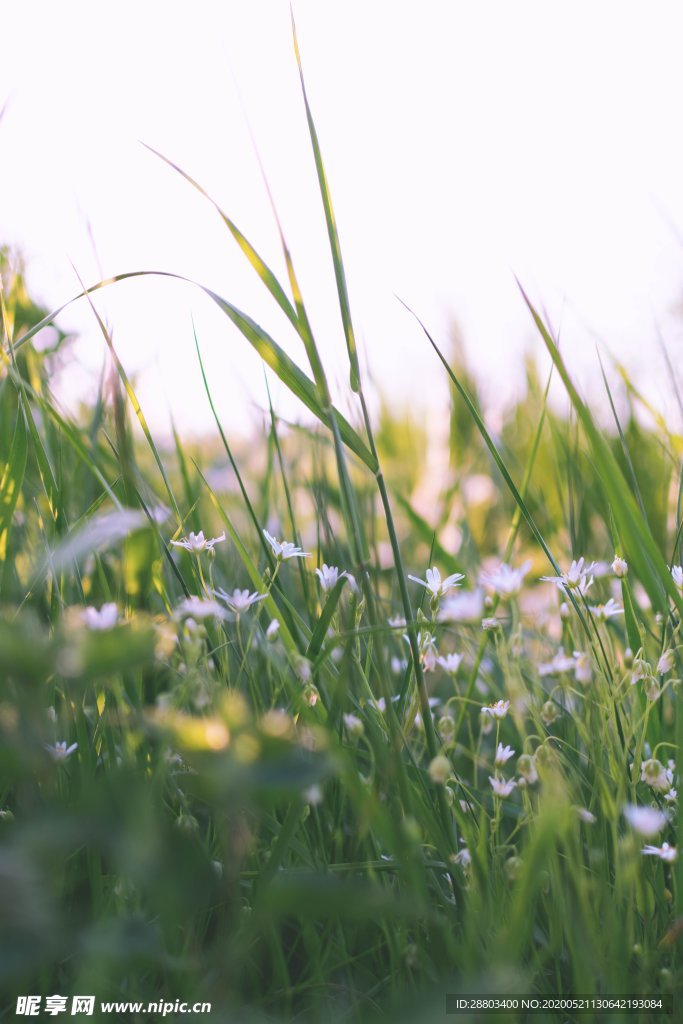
1;0;683;438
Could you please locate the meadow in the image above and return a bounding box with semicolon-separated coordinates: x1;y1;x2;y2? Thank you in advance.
1;40;682;1024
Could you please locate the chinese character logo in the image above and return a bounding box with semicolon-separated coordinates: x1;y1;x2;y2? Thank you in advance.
16;996;41;1016
71;997;95;1016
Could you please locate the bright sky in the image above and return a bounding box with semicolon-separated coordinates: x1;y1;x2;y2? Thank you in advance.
2;0;683;437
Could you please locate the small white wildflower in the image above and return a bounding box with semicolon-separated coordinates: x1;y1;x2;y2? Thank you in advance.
407;566;465;599
263;529;310;561
45;741;78;762
81;603;119;630
428;755;452;785
664;788;678;804
641;842;678;863
438;589;485;623
489;775;517;798
171;530;226;554
517;753;538;784
479;560;531;599
538;647;576;677
304;785;323;806
623;805;668;837
641;758;674;793
495;743;515;766
175;596;227;621
541;557;597;592
656;650;675;675
481;699;510;719
481;616;501;632
391;656;408;675
343;713;364;737
453;847;471;870
437;652;464;675
670;565;683;592
573;651;592;685
576;807;597;825
215;587;267;615
266;619;280;642
611;555;628;578
315;564;349;591
589;598;623;621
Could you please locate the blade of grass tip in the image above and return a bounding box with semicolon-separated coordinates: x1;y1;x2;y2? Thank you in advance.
0;397;27;567
517;280;683;618
397;296;561;577
141;142;300;333
596;346;648;521
306;576;347;662
291;12;360;393
71;264;183;525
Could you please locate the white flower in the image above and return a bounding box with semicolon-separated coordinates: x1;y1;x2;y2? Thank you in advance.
640;758;674;793
481;617;501;632
479;561;531;599
315;564;351;591
641;843;678;863
407;566;465;599
670;565;683;592
304;785;323;806
405;631;439;672
438;589;485;624
215;587;267;615
437;652;464;675
664;788;678;804
623;805;668;837
538;647;576;677
589;598;623;621
45;741;78;762
517;753;538;784
263;530;310;561
576;807;597;824
81;603;119;630
612;555;628;578
656;650;675;675
428;755;452;785
489;775;517;797
481;699;510;719
573;651;592;685
171;530;226;554
453;847;471;869
343;713;364;737
175;597;227;621
495;743;515;766
541;557;597;592
266;618;280;642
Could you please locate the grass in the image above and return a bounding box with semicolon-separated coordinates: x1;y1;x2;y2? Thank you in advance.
0;32;682;1024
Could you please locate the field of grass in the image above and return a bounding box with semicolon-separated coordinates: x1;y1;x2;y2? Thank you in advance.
1;40;682;1024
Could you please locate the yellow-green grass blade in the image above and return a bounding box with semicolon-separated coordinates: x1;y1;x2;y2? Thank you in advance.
519;283;683;618
292;14;361;393
0;400;27;564
12;271;378;473
142;143;300;333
